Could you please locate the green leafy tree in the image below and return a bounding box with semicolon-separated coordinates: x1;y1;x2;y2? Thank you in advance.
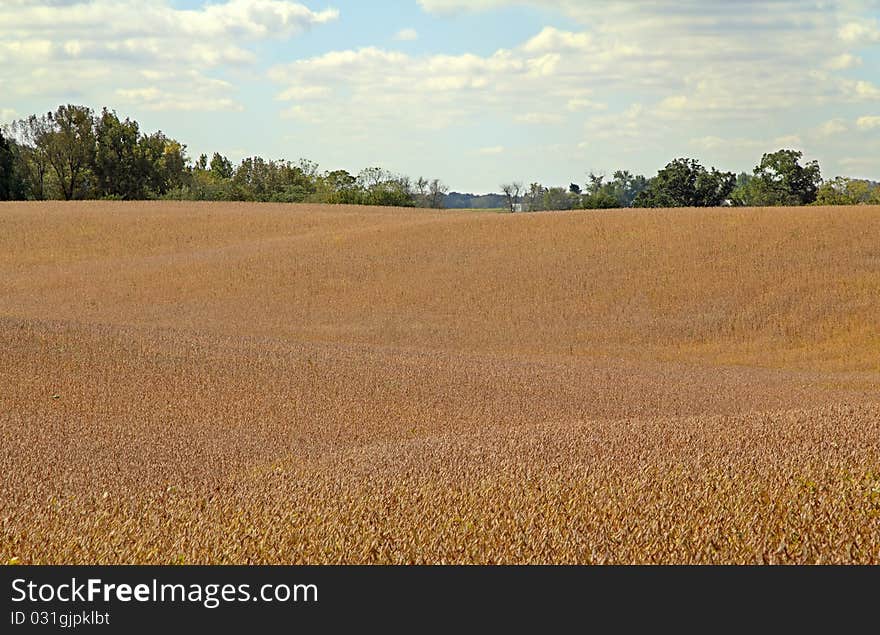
728;172;753;206
525;182;546;211
845;179;876;204
582;173;619;209
9;114;54;199
277;160;318;202
815;177;879;206
41;105;96;200
322;169;361;204
94;108;141;199
137;131;189;197
357;167;414;206
695;168;737;207
0;129;22;200
542;187;572;210
610;170;648;207
746;149;821;206
209;152;234;180
633;158;734;208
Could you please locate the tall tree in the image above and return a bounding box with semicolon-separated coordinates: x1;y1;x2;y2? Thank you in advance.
8;115;53;200
94;108;141;199
209;152;233;180
633;158;734;208
746;149;822;206
42;105;96;200
0;129;19;200
414;176;429;207
815;177;879;205
582;172;619;209
525;182;545;211
137;131;189;197
543;187;572;210
427;178;449;208
611;170;648;207
501;182;522;212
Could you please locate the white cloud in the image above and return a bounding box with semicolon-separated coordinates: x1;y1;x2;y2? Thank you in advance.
584;104;650;141
856;116;880;130
817;119;848;136
515;112;564;124
394;28;419;41
418;0;509;13
838;21;880;44
0;1;338;42
276;85;332;101
0;0;338;111
566;98;605;112
477;146;505;155
689;136;762;151
523;27;591;53
825;53;862;70
843;79;880;100
773;134;802;148
115;70;243;112
268;45;567;131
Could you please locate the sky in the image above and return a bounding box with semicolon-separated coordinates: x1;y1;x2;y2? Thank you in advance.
2;0;880;193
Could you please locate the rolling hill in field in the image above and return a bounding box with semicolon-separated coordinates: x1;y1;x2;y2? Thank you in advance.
1;201;878;563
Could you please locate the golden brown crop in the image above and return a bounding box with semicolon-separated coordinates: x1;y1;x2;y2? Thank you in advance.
1;201;878;564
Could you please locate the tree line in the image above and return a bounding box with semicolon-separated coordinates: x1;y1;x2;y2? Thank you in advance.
0;104;449;207
500;151;880;212
2;103;878;210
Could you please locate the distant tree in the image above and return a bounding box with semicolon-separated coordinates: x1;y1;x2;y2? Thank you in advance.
42;105;97;200
94;108;141;199
358;166;387;190
323;169;360;204
209;152;233;180
695;169;737;207
445;192;508;209
543;186;572;211
844;179;877;204
745;149;822;206
414;176;429;207
633;158;734;208
279;160;319;202
610;170;648;207
0;129;20;200
137;131;189;197
9;114;53;199
355;167;414;206
525;182;545;211
297;159;320;183
582;173;619;209
815;177;879;206
501;182;522;212
395;175;415;205
372;176;415;207
569;183;581;195
728;172;753;206
427;178;449;208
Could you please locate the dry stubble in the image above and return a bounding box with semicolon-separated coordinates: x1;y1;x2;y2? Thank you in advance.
1;201;878;563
